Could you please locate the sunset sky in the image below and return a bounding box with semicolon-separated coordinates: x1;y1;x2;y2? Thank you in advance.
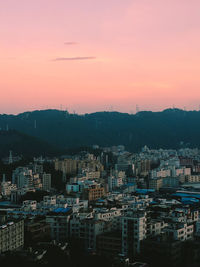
1;0;200;114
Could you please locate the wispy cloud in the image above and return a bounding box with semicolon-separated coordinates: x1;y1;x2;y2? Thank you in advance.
64;42;78;45
53;56;96;61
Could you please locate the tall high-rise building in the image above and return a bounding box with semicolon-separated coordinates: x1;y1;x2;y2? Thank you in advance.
42;173;51;191
122;211;147;258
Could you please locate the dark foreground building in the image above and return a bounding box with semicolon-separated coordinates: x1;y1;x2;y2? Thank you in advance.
141;233;182;267
96;231;122;256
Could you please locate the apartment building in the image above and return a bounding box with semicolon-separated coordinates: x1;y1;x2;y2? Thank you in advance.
79;219;109;251
46;208;72;241
0;220;24;253
1;181;17;197
55;158;77;175
84;184;105;201
42;173;51;191
149;178;163;191
185;175;200;183
86;171;101;180
23;200;37;211
165;223;194;241
122;210;147;257
108;176;123;191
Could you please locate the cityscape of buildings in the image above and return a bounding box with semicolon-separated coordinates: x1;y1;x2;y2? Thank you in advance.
2;1;200;266
1;145;200;266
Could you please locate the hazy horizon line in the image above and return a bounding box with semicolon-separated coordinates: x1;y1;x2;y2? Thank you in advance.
1;107;200;116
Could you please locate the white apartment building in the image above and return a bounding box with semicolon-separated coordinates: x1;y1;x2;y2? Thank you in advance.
0;220;24;253
94;208;121;222
171;209;199;224
1;181;17;196
151;166;191;179
186;175;200;183
122;210;147;256
165;223;194;241
86;171;101;180
148;220;168;236
22;200;37;211
12;167;33;188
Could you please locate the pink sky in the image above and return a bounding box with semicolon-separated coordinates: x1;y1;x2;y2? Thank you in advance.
0;0;200;114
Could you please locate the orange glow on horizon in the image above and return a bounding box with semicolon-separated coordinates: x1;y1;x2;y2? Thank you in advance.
0;0;200;114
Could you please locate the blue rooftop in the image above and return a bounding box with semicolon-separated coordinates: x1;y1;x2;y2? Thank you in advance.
173;193;200;199
181;197;199;203
53;207;71;213
0;201;11;206
97;199;105;202
150;201;157;204
126;183;136;187
136;189;155;194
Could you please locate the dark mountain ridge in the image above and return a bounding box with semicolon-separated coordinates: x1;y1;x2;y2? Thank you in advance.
0;130;60;157
0;108;200;152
